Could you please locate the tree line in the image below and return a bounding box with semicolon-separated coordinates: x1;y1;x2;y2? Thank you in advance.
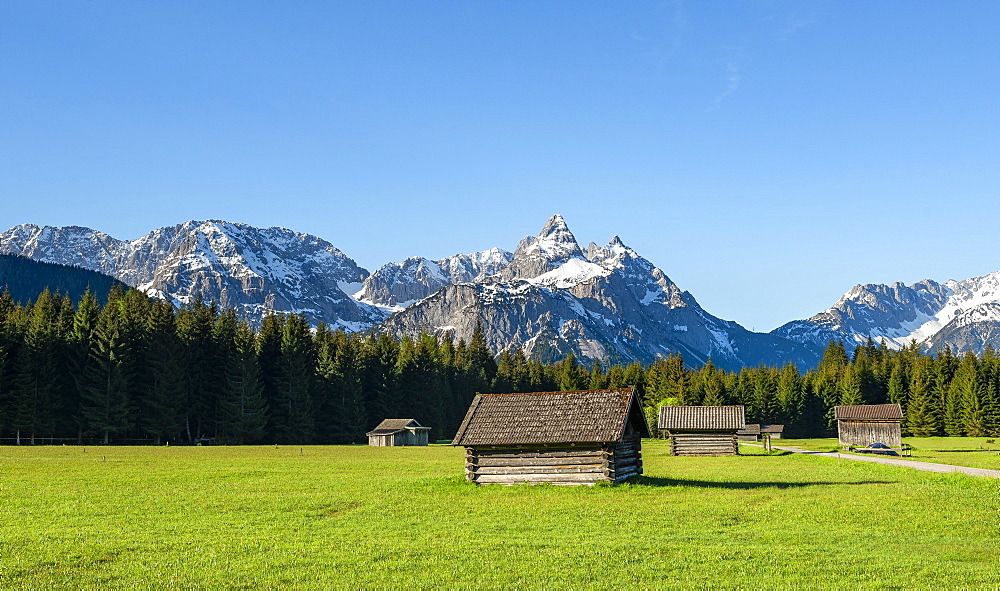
1;286;998;445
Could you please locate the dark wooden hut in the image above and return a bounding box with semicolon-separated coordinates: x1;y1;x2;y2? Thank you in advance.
366;419;431;447
761;424;785;439
658;405;746;456
835;404;903;448
452;388;650;485
736;423;761;442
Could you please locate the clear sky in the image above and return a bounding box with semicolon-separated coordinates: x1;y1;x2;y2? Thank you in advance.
2;1;999;331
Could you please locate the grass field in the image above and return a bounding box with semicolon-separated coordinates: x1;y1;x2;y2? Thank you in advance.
2;441;999;588
776;437;1000;470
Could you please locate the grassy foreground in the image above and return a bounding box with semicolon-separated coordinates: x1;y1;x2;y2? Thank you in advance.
1;441;999;588
777;437;1000;470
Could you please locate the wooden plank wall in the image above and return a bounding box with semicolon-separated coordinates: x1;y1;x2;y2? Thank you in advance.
837;421;902;447
669;432;738;456
368;434;393;447
465;442;644;485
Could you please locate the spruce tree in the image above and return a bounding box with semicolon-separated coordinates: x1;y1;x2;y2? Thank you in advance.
273;313;316;443
222;322;268;444
775;362;803;428
140;299;185;445
80;302;130;444
904;357;939;437
11;290;61;444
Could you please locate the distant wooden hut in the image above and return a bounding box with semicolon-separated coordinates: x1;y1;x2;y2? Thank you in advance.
835;404;903;448
736;423;761;442
761;424;785;439
366;419;431;447
658;405;746;456
452;388;650;485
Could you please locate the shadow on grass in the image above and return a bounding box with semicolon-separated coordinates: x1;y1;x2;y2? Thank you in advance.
631;476;898;489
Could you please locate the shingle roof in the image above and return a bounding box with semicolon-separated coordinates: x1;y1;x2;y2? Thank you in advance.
834;404;903;421
760;424;785;433
658;405;746;431
366;418;429;436
737;423;761;436
451;388;649;446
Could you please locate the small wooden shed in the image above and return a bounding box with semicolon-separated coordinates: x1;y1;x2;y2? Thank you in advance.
366;419;431;447
452;388;650;485
835;404;903;448
658;405;746;456
761;424;785;439
736;423;761;442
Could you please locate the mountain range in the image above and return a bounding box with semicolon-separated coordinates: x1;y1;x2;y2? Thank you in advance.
4;215;999;368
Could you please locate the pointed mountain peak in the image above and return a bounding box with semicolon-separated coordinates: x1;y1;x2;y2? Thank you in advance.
541;213;569;232
523;214;582;260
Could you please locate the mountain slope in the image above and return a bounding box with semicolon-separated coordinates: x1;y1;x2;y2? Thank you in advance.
0;221;381;329
355;248;513;310
377;215;818;370
772;270;1000;355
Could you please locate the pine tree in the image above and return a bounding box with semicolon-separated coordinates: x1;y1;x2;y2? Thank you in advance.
80;302;130;444
699;359;727;407
272;313;316;443
176;296;221;441
11;290;61;444
256;311;284;441
775;362;803;428
554;354;587;391
953;353;992;436
222;321;268;444
140;299;185;445
587;359;607;390
904;357;939;437
749;367;777;423
887;358;908;407
838;364;864;407
67;289;101;443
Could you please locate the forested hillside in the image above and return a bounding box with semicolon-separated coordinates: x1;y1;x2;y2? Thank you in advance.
0;253;126;305
1;287;998;445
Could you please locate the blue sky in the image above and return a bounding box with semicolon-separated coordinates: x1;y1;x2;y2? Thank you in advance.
2;1;999;331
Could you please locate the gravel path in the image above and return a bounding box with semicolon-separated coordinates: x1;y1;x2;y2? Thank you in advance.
745;444;1000;479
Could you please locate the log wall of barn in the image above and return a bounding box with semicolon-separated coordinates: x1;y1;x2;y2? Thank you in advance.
464;441;644;485
667;432;738;456
837;421;902;447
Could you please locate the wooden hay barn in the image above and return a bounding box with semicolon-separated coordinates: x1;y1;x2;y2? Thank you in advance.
658;405;746;456
761;424;784;439
366;419;431;447
835;404;903;448
452;388;650;486
737;423;761;442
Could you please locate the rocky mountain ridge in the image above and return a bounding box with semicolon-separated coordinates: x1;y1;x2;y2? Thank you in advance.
0;220;380;329
771;271;1000;356
17;214;996;367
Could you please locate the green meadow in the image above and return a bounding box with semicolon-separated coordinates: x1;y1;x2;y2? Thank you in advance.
1;441;998;588
777;437;1000;470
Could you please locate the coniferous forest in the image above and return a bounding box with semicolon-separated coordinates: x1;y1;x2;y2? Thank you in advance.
1;286;999;445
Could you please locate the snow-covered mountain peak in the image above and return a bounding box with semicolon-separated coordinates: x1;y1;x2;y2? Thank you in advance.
500;215;587;281
521;214;584;261
773;267;1000;355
